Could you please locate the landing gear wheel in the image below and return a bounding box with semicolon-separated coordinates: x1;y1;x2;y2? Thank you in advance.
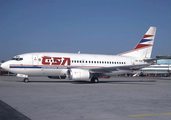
91;77;99;83
23;78;29;83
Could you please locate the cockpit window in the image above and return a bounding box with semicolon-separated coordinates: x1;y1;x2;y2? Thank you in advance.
11;58;16;60
11;56;23;61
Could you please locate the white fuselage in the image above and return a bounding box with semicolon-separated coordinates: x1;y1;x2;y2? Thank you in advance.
2;52;146;77
1;27;156;82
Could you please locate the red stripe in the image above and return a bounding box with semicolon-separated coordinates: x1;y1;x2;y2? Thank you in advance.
134;44;152;50
143;35;153;39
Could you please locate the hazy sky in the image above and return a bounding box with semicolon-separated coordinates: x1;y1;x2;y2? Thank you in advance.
0;0;170;61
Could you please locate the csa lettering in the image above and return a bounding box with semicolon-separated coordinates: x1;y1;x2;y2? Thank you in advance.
42;56;51;65
61;58;70;65
42;56;70;65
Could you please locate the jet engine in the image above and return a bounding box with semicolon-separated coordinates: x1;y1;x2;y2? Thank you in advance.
67;69;90;80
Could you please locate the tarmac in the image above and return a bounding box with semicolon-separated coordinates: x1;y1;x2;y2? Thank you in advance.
0;76;171;120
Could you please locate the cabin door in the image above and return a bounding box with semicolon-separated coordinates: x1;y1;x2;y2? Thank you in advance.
32;55;38;65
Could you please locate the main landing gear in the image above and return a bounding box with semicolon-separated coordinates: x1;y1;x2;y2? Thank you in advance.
23;78;29;83
91;77;99;83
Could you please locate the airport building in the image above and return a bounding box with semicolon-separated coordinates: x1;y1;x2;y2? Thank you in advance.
138;57;171;77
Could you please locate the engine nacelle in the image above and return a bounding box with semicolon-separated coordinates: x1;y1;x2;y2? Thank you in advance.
67;69;90;80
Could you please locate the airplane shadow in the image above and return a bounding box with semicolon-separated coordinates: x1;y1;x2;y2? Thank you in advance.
98;80;156;85
16;79;156;85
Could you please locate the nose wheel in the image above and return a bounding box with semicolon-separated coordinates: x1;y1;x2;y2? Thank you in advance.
23;78;29;83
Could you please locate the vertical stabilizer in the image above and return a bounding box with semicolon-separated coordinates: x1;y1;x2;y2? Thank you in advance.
118;27;157;59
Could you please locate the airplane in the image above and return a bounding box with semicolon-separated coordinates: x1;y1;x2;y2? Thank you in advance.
1;27;157;83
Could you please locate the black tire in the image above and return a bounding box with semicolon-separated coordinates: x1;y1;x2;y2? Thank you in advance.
91;77;99;83
24;78;29;83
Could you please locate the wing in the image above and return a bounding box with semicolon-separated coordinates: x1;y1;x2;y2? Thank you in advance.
89;64;149;73
90;56;171;74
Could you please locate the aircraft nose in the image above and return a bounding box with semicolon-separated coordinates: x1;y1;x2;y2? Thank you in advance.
1;62;9;71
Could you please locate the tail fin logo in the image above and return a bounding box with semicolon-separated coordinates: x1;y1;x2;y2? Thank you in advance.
142;35;154;39
134;35;154;50
118;27;156;59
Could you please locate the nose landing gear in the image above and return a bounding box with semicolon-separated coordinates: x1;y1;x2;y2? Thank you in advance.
16;74;29;83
